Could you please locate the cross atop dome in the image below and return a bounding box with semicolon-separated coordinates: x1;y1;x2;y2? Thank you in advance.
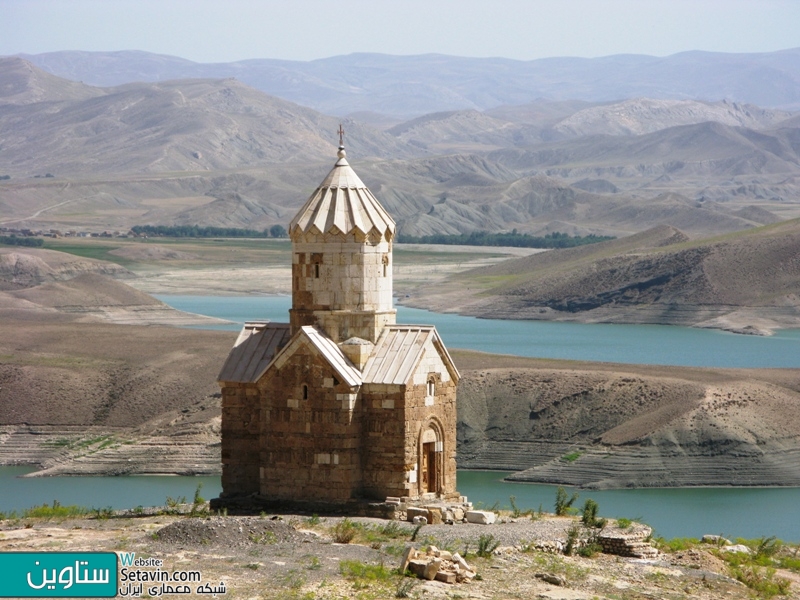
337;124;346;159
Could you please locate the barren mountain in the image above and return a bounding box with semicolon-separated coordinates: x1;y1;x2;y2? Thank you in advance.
404;220;800;334
20;48;800;116
387;109;540;152
0;59;423;177
3;57;800;238
551;98;793;137
0;56;102;105
489;121;800;179
386;99;795;152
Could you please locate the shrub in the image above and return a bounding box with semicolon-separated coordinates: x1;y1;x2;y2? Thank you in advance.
91;507;114;520
339;560;392;581
616;517;632;529
577;540;603;558
395;578;418;598
331;518;358;544
581;499;607;529
249;531;277;545
730;565;791;598
753;536;782;560
22;500;90;519
656;537;699;552
509;495;533;518
190;483;207;516
554;487;579;516
477;534;500;558
564;525;580;556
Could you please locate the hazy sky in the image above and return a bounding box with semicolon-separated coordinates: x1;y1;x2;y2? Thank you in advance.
2;0;798;63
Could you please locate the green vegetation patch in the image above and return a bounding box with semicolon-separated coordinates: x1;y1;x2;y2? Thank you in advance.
562;451;583;462
397;230;614;249
131;224;287;238
0;500;95;521
327;518;413;545
338;560;393;582
41;241;135;266
0;236;44;247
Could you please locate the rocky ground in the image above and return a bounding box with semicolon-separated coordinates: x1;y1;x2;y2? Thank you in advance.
3;509;797;599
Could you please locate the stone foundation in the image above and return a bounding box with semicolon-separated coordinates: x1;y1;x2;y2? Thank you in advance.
598;525;659;558
210;494;471;521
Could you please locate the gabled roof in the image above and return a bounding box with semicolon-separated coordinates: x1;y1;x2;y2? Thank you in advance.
289;148;395;238
362;325;460;385
218;322;291;383
270;326;362;388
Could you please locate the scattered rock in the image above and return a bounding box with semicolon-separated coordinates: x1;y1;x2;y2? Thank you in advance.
466;510;497;524
536;572;567;586
721;544;751;554
400;546;476;585
701;534;731;545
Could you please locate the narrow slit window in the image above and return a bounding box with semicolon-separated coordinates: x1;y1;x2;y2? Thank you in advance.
314;263;320;278
427;380;435;396
302;384;309;400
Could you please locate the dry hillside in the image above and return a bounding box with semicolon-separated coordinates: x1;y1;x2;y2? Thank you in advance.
405;220;800;334
453;350;800;488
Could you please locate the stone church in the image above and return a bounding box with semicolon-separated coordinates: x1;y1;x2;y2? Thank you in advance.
217;141;460;505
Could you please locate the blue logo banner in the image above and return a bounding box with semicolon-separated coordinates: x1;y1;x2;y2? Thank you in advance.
0;552;117;597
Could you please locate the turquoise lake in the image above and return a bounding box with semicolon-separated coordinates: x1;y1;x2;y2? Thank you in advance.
156;294;800;368
2;467;799;541
3;294;799;541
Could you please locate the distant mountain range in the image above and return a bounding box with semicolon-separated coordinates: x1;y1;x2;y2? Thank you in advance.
2;53;800;238
18;48;800;117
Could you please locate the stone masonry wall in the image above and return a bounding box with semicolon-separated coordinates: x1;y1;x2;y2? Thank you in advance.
219;382;260;496
258;345;363;502
404;373;459;500
290;231;393;343
360;383;409;499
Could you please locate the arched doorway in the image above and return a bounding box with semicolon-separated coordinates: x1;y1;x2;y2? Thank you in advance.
418;422;444;496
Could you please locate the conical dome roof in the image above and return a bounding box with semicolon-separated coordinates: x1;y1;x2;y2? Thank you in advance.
290;148;395;238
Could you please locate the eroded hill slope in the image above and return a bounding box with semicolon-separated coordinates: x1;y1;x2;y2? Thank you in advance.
453;351;800;488
405;220;800;334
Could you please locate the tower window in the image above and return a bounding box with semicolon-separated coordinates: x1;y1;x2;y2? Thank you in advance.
382;254;389;277
427;380;435;397
314;263;320;278
302;384;309;400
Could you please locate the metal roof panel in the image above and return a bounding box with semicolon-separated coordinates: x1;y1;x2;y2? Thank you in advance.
218;322;291;383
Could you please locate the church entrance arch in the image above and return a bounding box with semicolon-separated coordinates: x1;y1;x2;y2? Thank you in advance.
418;420;444;496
